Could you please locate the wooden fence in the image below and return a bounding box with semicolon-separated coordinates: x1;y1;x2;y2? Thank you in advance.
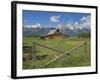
32;40;88;67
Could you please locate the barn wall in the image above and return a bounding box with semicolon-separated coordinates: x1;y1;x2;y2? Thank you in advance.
46;34;64;39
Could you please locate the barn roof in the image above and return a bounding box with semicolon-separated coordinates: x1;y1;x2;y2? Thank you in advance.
40;28;64;38
47;29;57;35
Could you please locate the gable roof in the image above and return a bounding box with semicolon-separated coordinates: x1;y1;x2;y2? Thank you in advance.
47;29;57;35
40;28;63;38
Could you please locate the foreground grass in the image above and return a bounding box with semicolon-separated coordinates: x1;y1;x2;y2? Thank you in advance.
23;37;90;69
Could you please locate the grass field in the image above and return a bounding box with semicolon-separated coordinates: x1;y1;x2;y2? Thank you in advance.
23;37;91;69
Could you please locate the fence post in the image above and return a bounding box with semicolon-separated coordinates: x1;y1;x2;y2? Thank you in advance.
32;41;37;61
84;42;87;54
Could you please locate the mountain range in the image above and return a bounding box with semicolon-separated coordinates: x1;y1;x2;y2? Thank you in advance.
23;24;90;37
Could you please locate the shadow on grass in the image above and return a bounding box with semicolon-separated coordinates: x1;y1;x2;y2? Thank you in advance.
23;46;32;53
23;54;48;61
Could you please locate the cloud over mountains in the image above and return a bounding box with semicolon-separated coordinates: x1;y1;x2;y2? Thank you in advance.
58;15;91;30
80;15;91;29
23;15;91;36
24;23;42;28
50;16;60;23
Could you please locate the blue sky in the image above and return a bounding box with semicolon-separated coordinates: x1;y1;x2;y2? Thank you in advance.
23;10;91;28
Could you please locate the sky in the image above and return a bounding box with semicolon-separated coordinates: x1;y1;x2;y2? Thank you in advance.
23;10;91;29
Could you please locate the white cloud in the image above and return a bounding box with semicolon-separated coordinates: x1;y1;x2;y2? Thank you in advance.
70;26;74;30
80;16;86;21
75;22;78;25
74;22;81;30
72;15;91;30
80;15;91;29
58;15;91;31
50;16;60;23
24;25;31;27
24;23;42;28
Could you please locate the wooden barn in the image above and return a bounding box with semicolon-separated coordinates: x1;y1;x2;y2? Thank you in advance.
40;28;68;39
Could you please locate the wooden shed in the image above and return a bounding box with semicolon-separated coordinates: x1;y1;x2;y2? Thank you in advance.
40;28;68;39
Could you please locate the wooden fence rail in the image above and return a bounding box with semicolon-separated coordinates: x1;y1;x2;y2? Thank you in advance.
43;41;88;67
32;40;88;67
32;41;65;53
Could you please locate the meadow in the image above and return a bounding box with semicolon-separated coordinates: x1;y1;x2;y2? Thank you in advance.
23;37;90;69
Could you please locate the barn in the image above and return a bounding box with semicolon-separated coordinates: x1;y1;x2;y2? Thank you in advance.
40;28;68;39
